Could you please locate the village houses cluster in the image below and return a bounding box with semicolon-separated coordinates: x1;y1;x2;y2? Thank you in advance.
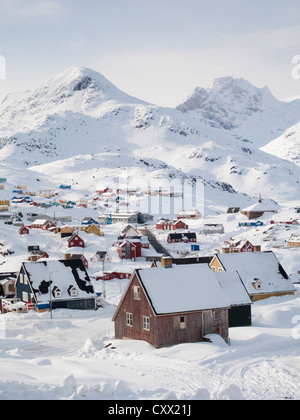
0;180;299;348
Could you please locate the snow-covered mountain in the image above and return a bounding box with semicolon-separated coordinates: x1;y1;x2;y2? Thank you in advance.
0;67;299;206
176;76;300;147
261;121;300;167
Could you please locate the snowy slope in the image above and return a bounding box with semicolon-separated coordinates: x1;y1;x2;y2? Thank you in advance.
261;121;300;167
0;67;300;207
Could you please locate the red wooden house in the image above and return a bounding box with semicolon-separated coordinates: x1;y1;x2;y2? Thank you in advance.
67;233;85;248
28;251;49;262
19;226;30;235
222;239;261;254
270;220;299;226
177;210;201;219
96;187;113;195
171;220;189;230
95;272;131;281
117;239;142;260
113;264;230;348
31;219;56;231
167;232;197;244
156;220;189;231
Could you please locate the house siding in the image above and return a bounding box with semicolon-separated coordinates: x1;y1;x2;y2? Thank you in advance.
114;274;155;345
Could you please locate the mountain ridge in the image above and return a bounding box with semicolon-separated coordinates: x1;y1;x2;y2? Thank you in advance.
0;66;299;204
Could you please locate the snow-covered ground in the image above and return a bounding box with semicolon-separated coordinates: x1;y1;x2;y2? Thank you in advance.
0;283;299;400
0;198;299;400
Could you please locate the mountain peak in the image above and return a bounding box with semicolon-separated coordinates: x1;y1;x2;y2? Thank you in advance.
175;76;280;133
209;76;275;99
49;66;114;92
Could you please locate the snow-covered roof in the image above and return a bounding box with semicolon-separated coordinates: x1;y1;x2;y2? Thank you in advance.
138;264;231;315
241;200;279;213
178;210;201;217
214;271;252;306
31;218;50;225
288;234;300;243
215;252;296;296
22;259;94;303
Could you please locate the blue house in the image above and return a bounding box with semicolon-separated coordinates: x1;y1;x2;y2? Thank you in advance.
81;217;99;225
238;221;264;227
191;244;200;251
16;259;96;311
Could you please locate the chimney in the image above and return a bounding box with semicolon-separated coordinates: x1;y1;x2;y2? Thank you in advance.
258;193;262;203
161;256;173;268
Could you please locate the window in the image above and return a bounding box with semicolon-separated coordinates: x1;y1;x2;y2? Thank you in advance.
68;286;78;297
22;291;28;302
179;316;186;329
143;316;150;331
213;310;223;320
126;312;133;327
133;285;141;300
53;288;63;298
174;315;186;330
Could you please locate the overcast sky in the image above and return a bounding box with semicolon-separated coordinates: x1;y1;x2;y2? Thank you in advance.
0;0;300;107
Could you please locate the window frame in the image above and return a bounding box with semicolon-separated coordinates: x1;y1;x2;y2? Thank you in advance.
126;312;133;327
143;316;150;331
133;285;141;300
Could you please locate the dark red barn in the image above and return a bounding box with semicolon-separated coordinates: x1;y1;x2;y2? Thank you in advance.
113;263;230;348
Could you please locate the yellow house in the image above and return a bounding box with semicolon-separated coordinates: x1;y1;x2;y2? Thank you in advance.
209;252;296;302
210;255;225;272
287;235;300;247
60;226;75;235
0;200;10;206
86;223;102;236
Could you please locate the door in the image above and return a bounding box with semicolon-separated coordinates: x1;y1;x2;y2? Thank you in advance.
202;311;213;336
